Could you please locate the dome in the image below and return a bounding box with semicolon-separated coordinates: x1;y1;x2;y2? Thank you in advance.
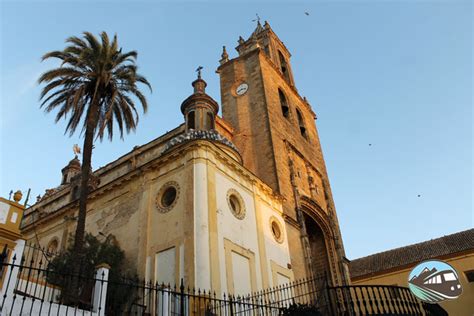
162;129;239;157
67;156;81;169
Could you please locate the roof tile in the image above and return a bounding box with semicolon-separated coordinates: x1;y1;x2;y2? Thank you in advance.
350;229;474;278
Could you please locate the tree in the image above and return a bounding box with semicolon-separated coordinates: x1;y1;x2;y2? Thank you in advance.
47;233;138;312
38;32;151;265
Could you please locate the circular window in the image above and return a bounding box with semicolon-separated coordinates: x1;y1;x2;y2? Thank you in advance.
226;189;246;220
161;187;177;207
270;217;284;243
156;181;180;213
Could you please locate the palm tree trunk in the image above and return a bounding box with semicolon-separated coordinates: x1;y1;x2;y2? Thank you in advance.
73;124;93;256
69;97;99;304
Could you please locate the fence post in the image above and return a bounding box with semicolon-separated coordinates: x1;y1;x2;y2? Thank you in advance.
0;239;25;313
180;278;184;316
229;295;234;316
92;263;110;316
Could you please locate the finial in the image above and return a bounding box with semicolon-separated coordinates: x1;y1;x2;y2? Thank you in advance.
8;190;13;200
264;21;270;29
73;144;81;156
220;46;229;65
238;36;245;45
196;66;203;79
13;190;22;203
36;195;41;202
221;46;228;60
192;67;207;94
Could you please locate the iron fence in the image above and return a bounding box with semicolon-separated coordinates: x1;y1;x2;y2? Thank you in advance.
0;244;448;315
327;285;448;316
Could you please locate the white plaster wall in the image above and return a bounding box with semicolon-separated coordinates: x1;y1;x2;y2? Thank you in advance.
194;161;211;290
259;202;292;286
231;252;252;295
214;170;262;294
155;247;176;285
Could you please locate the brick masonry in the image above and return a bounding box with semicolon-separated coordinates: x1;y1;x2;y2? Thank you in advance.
217;23;348;285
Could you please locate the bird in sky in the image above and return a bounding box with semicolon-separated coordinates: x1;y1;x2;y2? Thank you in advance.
305;12;310;16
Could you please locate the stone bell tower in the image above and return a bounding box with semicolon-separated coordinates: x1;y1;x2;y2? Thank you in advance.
217;21;349;285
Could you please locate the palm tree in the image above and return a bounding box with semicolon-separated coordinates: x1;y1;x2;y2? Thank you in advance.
38;32;151;264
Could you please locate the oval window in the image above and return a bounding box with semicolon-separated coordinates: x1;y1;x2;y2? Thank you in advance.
227;189;246;220
161;187;177;208
156;181;180;213
270;217;284;243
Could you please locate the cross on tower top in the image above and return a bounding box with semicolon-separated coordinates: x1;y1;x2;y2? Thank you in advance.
252;13;261;24
196;66;203;79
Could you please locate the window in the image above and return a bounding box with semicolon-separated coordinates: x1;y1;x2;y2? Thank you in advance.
226;189;246;220
156;181;180;213
62;173;68;184
464;270;474;282
263;45;270;56
206;112;214;129
296;108;308;140
71;186;80;201
187;111;195;130
269;217;284;243
279;89;290;119
161;187;177;208
278;51;291;83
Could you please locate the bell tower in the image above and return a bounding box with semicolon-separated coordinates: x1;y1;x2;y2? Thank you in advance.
217;21;349;285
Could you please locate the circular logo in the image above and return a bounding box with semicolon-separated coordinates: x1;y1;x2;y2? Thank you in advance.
408;260;462;303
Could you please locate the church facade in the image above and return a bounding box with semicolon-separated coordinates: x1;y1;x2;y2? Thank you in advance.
20;22;349;295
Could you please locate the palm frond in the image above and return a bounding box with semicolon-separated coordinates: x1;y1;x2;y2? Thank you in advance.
39;31;152;142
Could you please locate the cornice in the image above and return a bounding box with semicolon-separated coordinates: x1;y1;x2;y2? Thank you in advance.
23;137;283;230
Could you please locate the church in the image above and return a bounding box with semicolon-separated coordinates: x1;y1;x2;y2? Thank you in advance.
20;21;350;295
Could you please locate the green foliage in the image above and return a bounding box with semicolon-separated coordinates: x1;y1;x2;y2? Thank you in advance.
280;303;322;316
47;233;136;311
38;31;152;141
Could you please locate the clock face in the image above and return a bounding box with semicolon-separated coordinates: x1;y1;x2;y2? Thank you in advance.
236;83;248;96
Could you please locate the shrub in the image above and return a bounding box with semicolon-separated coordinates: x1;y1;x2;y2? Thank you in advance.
280;303;322;316
46;233;136;312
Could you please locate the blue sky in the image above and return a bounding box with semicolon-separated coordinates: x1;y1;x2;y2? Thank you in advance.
0;1;472;260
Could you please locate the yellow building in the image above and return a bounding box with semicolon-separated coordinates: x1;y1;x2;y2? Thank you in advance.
0;191;25;287
350;229;474;316
20;22;349;296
